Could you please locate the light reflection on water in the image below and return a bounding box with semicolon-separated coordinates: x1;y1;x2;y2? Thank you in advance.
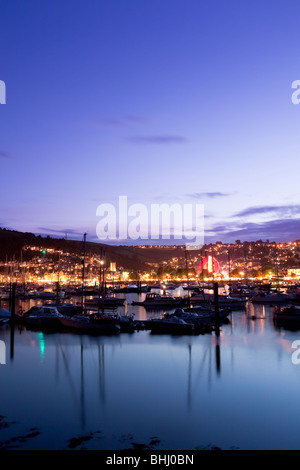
1;293;300;450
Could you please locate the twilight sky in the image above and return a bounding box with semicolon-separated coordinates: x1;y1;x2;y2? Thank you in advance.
1;0;300;245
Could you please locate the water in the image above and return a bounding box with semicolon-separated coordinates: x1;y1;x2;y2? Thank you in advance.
1;291;300;450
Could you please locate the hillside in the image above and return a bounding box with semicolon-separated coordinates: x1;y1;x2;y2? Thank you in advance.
0;228;186;271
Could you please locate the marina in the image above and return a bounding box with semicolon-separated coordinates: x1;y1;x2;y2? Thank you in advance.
1;282;300;450
2;0;300;453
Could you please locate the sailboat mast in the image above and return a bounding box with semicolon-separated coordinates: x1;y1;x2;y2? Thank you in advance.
228;250;231;295
81;233;87;309
185;247;190;307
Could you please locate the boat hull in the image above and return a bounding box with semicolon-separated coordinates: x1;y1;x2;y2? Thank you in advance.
24;316;62;328
59;315;121;334
148;317;195;335
273;306;300;322
189;295;246;309
85;297;125;308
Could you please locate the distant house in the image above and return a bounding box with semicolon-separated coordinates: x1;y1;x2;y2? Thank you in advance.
288;268;300;277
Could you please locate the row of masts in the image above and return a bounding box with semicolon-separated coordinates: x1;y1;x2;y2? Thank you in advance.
80;233;106;309
0;238;284;291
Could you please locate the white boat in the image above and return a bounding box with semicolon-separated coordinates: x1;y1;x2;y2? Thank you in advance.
22;306;63;327
132;292;184;308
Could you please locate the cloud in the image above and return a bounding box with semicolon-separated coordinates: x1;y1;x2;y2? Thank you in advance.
36;226;103;242
0;150;13;159
187;192;232;199
233;205;300;218
38;227;85;237
127;135;188;145
207;218;300;243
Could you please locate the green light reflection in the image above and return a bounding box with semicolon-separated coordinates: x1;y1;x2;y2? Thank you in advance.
37;332;45;360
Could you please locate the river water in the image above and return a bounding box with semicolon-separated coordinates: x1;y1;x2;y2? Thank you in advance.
0;289;300;450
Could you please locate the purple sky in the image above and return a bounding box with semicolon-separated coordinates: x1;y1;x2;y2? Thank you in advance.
1;0;300;245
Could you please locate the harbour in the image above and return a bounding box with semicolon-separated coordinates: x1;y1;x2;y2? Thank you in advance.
2;0;300;455
1;282;300;450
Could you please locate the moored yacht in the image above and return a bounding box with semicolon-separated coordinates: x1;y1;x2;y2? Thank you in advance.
148;315;195;334
59;313;121;334
132;292;185;308
273;304;300;322
84;295;125;308
22;306;63;328
251;292;290;304
189;292;246;309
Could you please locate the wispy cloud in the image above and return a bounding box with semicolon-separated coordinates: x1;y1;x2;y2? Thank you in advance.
207;218;300;243
35;226;102;242
38;227;85;237
188;192;232;199
127;135;188;145
233;205;300;218
0;150;13;159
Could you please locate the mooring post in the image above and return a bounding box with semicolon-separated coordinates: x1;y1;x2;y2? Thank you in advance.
11;283;16;320
213;282;219;324
9;282;12;311
213;281;221;374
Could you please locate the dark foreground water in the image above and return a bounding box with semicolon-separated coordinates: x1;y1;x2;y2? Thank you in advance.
1;296;300;450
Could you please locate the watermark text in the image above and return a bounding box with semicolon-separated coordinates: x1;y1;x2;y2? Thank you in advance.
0;80;6;104
291;340;300;364
0;340;6;364
96;196;204;250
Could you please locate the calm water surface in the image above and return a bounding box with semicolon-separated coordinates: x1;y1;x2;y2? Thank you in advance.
1;291;300;450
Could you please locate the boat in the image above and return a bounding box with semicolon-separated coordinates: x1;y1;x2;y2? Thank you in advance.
251;292;290;304
118;313;136;331
148;315;195;334
164;309;215;331
169;308;204;323
114;284;150;293
182;284;202;291
34;291;57;300
212;296;246;309
132;292;186;309
160;283;177;290
189;292;246;309
289;290;300;304
22;306;63;328
0;308;11;324
229;286;256;298
44;302;83;316
180;305;231;320
0;292;10;300
84;296;125;308
286;285;300;294
273;305;300;322
59;314;121;334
